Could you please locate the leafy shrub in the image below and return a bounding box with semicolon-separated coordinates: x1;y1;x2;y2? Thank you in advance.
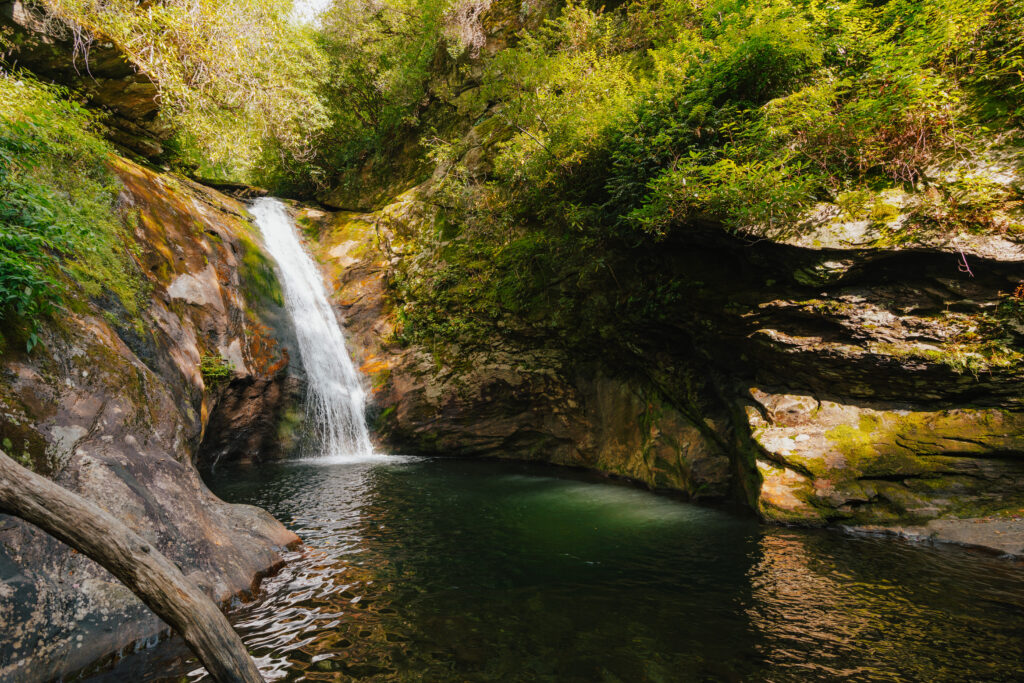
631;155;819;236
0;71;140;350
701;4;823;106
907;173;1024;236
960;0;1024;122
778;67;964;185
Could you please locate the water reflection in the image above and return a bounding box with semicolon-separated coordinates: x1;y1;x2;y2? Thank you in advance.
746;530;1024;680
87;459;1024;682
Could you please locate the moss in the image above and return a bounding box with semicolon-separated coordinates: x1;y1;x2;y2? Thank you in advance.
797;406;1024;522
870;200;901;224
200;354;234;386
276;404;305;451
372;404;397;433
794;298;856;316
857;413;881;433
820;412;950;480
370;366;392;390
327;213;374;243
873;328;1023;375
237;233;284;307
0;428;48;475
825;423;876;464
295;214;321;240
836;189;873;219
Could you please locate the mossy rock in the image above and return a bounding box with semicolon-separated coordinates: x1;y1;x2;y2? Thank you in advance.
750;389;1024;524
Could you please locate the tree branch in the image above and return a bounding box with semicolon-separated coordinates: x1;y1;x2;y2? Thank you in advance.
0;449;264;683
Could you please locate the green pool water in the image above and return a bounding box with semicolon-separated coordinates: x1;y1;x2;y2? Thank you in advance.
88;457;1024;681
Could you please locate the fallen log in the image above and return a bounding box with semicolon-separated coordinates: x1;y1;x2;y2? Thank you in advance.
0;449;264;683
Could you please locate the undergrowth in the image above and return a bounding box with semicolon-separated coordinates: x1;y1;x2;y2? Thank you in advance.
387;0;1024;351
199;354;235;385
0;71;140;351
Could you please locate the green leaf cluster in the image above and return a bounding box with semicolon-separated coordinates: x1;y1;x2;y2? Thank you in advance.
0;71;140;351
384;0;1024;350
265;0;457;193
199;354;235;386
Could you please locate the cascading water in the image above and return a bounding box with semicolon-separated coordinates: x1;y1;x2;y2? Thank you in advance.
250;197;374;461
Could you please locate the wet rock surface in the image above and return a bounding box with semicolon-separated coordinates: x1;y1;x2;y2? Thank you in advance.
0;160;301;681
848;517;1024;558
748;389;1024;523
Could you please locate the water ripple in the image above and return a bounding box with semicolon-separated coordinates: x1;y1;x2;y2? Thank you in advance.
88;458;1024;682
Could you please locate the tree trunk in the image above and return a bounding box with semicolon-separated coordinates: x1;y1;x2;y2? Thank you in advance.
0;449;264;683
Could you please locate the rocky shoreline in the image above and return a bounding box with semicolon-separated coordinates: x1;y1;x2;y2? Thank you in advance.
848;516;1024;558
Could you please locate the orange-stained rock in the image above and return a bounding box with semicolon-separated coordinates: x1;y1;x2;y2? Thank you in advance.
0;157;301;682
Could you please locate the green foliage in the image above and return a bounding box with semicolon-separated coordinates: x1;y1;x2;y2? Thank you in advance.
32;0;1018;359
378;0;1024;351
998;282;1024;321
36;0;329;180
702;1;823;106
200;354;235;385
632;154;819;236
265;0;458;192
459;0;1020;237
907;173;1023;237
0;71;140;350
960;0;1024;122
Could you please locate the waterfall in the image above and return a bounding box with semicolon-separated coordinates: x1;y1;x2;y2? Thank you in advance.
250;197;374;461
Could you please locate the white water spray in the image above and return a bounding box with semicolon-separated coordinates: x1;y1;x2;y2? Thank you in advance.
250;197;374;461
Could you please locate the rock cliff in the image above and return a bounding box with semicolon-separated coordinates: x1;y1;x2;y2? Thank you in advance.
0;158;302;681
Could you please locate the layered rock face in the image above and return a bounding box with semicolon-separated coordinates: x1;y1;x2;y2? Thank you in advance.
299;171;1024;538
0;159;302;681
670;226;1024;525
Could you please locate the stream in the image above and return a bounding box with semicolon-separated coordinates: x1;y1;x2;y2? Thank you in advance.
89;457;1024;682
